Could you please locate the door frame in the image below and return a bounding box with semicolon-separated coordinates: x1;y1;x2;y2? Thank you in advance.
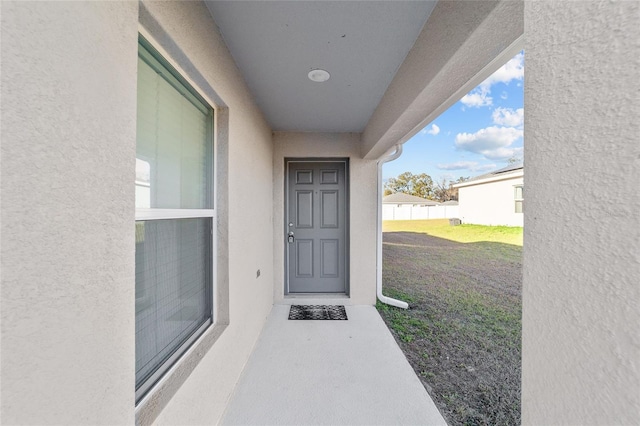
284;158;350;295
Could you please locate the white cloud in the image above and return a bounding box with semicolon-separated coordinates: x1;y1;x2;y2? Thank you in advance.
483;52;524;87
437;161;497;172
455;126;523;161
420;123;441;136
460;87;492;107
492;107;524;127
483;146;523;161
472;163;499;172
460;52;524;108
500;91;508;100
437;161;477;171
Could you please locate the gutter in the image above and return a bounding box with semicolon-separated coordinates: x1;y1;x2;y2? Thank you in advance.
453;169;524;189
376;144;409;309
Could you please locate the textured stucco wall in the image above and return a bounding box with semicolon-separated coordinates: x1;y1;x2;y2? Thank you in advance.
138;2;274;425
1;2;139;424
522;1;640;424
457;176;523;227
273;132;378;305
2;1;275;424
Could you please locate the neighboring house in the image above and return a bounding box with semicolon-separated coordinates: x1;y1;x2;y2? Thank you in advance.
454;164;524;227
1;2;638;426
382;193;459;220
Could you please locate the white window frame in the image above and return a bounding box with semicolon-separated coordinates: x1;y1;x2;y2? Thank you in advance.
135;35;217;404
514;185;524;213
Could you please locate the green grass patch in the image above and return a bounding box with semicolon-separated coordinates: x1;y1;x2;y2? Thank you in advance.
383;219;523;246
377;222;522;425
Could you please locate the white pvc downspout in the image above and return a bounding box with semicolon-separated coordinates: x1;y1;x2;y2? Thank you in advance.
376;144;409;309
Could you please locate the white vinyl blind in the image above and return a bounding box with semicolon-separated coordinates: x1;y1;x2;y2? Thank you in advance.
135;219;212;390
136;52;212;210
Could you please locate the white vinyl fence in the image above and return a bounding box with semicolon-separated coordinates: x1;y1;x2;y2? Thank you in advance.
382;203;459;220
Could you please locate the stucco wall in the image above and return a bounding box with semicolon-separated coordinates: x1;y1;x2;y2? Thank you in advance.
1;1;275;424
1;2;138;424
139;2;274;425
522;1;640;424
457;176;523;227
273;132;378;305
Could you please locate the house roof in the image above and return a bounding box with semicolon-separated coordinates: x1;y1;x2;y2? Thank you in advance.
441;200;459;206
383;193;439;205
204;1;524;159
453;163;523;188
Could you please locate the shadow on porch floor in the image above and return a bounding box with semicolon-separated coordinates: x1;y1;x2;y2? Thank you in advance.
221;304;446;425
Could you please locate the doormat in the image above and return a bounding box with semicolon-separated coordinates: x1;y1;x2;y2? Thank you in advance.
288;305;348;320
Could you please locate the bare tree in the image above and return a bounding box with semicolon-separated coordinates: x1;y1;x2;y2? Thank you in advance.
433;176;469;202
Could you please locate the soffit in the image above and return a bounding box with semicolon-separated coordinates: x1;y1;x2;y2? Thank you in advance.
205;1;436;133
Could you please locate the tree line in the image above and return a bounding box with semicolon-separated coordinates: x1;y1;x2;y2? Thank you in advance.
384;172;469;202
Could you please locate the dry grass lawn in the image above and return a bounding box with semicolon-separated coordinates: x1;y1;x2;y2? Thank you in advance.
377;219;522;426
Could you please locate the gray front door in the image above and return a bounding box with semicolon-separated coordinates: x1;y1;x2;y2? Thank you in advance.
286;160;348;293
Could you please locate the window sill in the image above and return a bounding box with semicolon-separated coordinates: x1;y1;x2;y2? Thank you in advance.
134;321;229;426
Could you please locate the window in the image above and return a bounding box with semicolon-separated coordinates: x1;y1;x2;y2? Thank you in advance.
514;185;524;213
135;36;214;403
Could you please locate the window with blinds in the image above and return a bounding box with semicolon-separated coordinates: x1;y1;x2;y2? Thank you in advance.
135;36;214;403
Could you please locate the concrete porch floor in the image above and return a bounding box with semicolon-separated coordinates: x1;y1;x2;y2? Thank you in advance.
221;304;447;425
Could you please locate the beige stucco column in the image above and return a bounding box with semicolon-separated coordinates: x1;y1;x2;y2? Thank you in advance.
522;1;640;424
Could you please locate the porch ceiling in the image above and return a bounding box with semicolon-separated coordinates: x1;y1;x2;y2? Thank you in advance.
205;1;524;159
205;0;436;133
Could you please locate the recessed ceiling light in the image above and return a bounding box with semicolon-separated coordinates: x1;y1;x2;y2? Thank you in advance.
308;69;330;83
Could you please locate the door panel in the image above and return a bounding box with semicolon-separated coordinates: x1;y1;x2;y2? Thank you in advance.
320;169;338;184
296;239;313;277
296;169;313;184
320;191;338;228
287;161;347;293
296;191;313;228
320;239;339;277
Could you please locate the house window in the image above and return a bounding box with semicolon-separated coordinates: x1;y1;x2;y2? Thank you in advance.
514;185;524;213
135;36;214;403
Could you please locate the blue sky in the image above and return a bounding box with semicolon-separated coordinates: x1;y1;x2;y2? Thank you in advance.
383;51;524;182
